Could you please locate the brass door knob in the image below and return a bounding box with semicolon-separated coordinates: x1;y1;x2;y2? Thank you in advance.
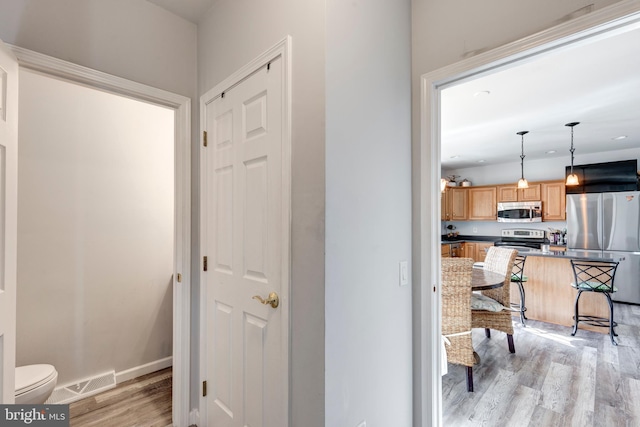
252;292;279;309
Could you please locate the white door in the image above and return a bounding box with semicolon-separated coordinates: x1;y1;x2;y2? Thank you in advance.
201;52;289;427
0;40;18;403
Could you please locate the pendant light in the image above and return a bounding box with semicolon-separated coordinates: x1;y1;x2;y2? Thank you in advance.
516;131;529;189
565;122;580;186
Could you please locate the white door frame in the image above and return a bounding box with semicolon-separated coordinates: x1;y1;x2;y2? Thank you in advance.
416;2;640;425
8;46;191;427
199;36;292;427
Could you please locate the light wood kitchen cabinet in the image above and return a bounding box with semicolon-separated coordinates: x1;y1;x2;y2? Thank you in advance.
467;187;497;220
441;187;468;221
463;242;476;259
441;244;451;258
442;180;564;222
521;184;542;201
497;183;541;202
497;185;518;202
444;241;494;261
541;180;566;221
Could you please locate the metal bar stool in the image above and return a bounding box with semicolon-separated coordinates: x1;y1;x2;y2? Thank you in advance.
510;255;528;326
569;259;619;345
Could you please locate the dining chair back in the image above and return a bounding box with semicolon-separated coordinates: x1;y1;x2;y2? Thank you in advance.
441;257;476;392
471;247;518;353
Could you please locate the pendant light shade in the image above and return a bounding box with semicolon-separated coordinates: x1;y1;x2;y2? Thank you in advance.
517;131;529;189
565;122;580;186
565;173;579;186
517;178;529;189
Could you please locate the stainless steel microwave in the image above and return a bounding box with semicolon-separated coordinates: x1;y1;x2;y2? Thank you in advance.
497;201;542;223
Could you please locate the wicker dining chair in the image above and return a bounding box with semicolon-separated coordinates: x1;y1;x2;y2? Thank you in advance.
442;257;476;392
471;247;518;353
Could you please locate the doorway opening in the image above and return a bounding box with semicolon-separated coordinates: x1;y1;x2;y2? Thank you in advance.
10;46;191;426
416;3;640;425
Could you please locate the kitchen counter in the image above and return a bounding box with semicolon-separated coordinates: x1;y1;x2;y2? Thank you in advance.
441;235;500;243
438;236;611;332
514;248;620;262
511;252;614;333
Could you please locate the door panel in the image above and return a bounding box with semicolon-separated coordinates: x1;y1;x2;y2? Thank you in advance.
603;191;640;252
203;56;285;427
214;166;233;273
0;40;17;403
606;251;640;304
567;193;602;250
212;301;233;419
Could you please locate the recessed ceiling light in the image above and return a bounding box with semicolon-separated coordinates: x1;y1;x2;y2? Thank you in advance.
473;90;491;97
545;150;556;154
477;159;485;163
450;155;460;159
612;135;628;140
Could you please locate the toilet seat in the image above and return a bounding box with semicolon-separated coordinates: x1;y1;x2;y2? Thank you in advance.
15;364;57;397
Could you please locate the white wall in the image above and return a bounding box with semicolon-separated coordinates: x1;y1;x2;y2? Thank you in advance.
17;70;174;384
198;1;326;425
0;0;197;99
444;147;640;186
325;0;413;426
411;0;626;423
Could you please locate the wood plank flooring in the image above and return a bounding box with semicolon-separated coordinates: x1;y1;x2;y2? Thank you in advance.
443;302;640;426
69;367;172;427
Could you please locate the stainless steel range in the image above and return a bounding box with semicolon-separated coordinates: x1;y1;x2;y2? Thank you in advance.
494;228;547;249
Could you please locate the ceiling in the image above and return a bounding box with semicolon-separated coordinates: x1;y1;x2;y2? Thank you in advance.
144;2;638;170
441;24;640;169
146;0;216;23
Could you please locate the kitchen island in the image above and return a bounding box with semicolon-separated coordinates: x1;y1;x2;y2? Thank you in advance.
511;249;620;333
514;248;622;262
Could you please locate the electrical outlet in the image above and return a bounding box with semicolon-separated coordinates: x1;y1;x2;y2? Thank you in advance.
473;227;478;233
399;261;409;286
357;421;366;427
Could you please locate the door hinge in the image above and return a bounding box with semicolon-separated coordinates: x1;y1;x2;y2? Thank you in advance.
203;380;207;397
203;256;208;272
203;130;208;147
176;273;182;283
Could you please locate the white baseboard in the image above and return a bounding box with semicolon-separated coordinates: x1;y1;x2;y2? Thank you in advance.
115;356;173;384
189;408;200;427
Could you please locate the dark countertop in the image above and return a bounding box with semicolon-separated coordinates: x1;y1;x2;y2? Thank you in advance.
514;248;620;262
441;235;569;247
441;235;500;243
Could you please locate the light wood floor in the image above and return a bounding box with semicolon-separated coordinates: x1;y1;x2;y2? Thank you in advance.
443;302;640;426
69;367;172;427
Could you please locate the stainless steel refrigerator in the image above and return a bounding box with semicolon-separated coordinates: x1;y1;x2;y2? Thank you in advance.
567;191;640;304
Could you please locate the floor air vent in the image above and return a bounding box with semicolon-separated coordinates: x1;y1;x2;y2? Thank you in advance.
46;370;116;404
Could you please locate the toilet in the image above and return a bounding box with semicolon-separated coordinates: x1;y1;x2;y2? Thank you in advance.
15;364;58;404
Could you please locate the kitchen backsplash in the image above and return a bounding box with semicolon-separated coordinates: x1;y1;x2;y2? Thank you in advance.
442;220;567;238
